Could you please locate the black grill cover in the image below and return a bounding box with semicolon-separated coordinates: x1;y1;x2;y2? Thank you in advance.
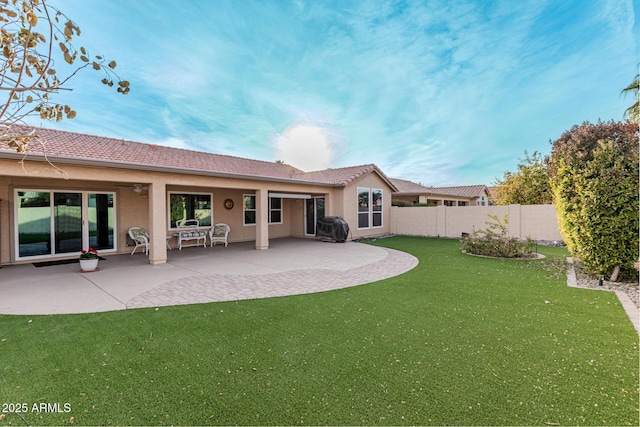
316;216;350;242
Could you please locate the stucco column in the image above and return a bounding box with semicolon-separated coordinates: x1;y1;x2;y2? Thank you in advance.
148;181;167;264
255;188;269;250
323;192;332;216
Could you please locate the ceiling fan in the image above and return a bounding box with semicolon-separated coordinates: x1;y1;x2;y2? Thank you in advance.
116;183;149;193
132;184;149;193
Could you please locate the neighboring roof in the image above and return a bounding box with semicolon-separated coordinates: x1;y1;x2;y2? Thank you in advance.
427;185;489;199
390;178;488;199
0;126;395;189
390;178;432;194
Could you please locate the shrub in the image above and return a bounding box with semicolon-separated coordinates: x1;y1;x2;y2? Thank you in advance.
391;199;415;207
548;120;639;280
460;214;536;258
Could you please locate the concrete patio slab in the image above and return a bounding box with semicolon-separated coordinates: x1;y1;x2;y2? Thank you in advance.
0;238;418;315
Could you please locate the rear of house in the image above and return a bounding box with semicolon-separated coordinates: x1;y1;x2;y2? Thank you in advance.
0;126;396;266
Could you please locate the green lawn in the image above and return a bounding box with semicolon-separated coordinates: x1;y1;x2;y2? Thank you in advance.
1;237;637;426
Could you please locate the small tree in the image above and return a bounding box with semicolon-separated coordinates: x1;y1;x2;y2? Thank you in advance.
0;0;129;153
548;120;639;280
493;151;552;205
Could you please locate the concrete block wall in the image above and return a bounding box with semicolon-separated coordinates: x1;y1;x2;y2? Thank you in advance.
390;204;563;241
520;204;562;241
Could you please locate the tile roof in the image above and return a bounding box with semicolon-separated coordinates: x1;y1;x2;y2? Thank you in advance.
0;125;304;179
0;125;393;189
390;178;488;199
292;164;396;189
390;178;432;194
427;185;489;198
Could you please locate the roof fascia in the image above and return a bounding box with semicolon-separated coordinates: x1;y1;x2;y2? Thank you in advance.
0;152;344;187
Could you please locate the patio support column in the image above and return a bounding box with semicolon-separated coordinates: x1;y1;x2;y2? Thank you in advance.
148;181;167;264
255;188;269;250
323;192;331;216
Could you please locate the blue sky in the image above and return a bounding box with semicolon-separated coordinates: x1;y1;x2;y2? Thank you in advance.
30;0;638;185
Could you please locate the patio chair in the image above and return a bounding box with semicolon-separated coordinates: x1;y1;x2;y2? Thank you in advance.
176;219;207;250
128;227;149;255
209;223;230;247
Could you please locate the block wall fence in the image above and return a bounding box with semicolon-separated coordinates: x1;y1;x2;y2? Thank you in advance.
389;204;563;241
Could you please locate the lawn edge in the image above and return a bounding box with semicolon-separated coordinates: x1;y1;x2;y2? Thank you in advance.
566;257;640;335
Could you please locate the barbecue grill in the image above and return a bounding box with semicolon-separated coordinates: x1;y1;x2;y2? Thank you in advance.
316;216;350;242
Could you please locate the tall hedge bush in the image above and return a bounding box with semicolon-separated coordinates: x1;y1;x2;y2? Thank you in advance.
548;120;639;279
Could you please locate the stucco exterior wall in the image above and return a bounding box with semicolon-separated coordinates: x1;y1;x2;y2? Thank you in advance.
1;158;371;265
342;173;393;239
390;204;563;241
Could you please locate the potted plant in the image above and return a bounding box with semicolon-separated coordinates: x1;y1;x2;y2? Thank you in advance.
79;248;99;272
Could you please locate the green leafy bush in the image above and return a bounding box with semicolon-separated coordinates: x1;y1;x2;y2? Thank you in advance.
391;199;414;207
460;214;536;258
549;120;639;280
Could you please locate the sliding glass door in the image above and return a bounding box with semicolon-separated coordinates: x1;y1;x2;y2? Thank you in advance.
305;197;325;236
88;193;115;250
16;190;115;259
54;192;83;254
16;191;52;257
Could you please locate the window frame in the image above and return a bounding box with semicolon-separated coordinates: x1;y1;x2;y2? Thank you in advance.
357;187;384;230
243;194;256;226
269;197;283;224
371;188;383;228
357;187;370;229
168;191;213;230
243;194;284;226
14;188;117;260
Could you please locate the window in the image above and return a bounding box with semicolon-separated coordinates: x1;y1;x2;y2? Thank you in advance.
372;188;383;227
270;197;282;224
357;188;369;228
169;193;212;228
243;194;256;225
357;187;383;229
243;195;283;225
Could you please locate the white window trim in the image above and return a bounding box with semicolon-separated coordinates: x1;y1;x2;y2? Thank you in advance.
357;187;384;230
371;188;383;229
269;197;283;225
243;194;284;226
168;191;213;230
357;187;370;230
243;194;256;226
14;188;117;261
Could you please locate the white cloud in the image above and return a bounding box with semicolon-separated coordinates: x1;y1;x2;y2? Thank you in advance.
273;124;336;171
51;0;638;187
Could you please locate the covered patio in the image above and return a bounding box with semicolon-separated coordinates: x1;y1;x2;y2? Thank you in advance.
0;238;418;315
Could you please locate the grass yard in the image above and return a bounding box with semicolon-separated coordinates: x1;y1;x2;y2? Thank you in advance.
0;236;638;426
